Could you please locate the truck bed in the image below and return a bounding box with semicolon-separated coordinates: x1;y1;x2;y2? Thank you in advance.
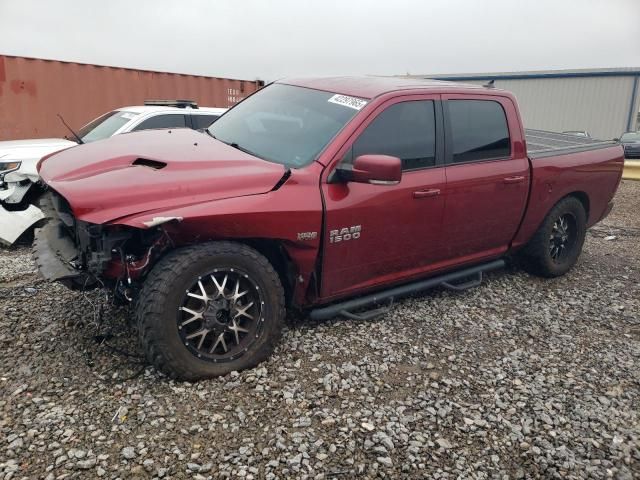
525;129;617;159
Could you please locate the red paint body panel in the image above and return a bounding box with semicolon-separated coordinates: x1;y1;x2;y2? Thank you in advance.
440;93;530;262
512;145;625;249
116;164;324;306
321;168;447;299
39;129;286;224
0;55;261;140
281;76;485;100
37;77;625;308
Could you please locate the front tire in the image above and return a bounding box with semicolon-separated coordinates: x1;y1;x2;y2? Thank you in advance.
520;196;587;278
136;242;285;380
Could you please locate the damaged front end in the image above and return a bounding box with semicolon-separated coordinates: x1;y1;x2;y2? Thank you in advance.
0;164;44;246
33;192;170;299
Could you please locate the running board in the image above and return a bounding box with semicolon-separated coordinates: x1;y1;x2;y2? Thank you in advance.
309;259;505;321
442;272;483;291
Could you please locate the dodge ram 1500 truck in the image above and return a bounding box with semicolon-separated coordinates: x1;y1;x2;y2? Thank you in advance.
33;77;624;380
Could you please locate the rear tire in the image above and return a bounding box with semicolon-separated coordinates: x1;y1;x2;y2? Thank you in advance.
519;196;587;278
136;241;285;380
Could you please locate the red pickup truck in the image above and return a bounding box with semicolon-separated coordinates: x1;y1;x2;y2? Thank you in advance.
34;77;624;380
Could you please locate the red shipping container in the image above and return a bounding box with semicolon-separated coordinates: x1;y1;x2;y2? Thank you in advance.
0;55;263;140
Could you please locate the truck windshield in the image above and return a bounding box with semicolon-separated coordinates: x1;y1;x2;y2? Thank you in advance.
77;111;139;143
207;84;363;167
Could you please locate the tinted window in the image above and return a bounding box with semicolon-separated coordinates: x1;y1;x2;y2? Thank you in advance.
208;84;360;168
448;100;510;163
191;114;219;129
349;101;436;170
133;114;187;131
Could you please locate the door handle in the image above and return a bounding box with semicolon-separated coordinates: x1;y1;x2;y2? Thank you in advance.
503;176;525;184
413;188;441;198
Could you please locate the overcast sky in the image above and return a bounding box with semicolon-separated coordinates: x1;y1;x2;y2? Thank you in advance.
1;0;638;81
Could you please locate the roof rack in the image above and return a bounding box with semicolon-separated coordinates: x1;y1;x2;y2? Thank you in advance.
144;99;199;109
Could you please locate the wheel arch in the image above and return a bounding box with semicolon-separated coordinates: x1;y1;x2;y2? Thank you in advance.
566;191;590;221
241;238;296;306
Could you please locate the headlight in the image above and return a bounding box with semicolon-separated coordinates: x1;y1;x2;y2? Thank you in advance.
0;161;21;174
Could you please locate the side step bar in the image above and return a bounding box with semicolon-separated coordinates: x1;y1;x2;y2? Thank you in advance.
309;259;506;321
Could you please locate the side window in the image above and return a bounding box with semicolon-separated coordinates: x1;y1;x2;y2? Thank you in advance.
133;114;187;131
191;115;219;129
447;100;510;163
348;100;436;171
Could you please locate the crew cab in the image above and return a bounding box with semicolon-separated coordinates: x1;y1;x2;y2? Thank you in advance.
0;101;226;245
34;77;624;380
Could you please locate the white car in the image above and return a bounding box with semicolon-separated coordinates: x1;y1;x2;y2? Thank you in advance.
0;101;226;244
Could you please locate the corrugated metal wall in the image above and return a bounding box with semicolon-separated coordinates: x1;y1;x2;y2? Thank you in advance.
448;76;639;140
0;55;263;140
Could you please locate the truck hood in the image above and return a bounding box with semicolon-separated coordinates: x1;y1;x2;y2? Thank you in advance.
0;138;77;181
39;129;287;224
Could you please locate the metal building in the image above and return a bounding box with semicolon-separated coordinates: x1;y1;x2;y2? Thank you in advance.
0;55;264;140
412;68;640;140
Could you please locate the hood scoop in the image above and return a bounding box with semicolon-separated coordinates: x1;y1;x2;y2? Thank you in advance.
132;158;166;170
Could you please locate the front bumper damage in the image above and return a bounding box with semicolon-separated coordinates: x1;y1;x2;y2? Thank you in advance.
33;192;169;293
33;214;90;286
0;203;45;245
32;193;93;287
0;174;41;245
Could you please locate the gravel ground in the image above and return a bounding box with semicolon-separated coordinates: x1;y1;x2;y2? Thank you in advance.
1;181;639;479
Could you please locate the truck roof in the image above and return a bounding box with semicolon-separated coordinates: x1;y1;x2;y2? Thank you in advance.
278;76;488;99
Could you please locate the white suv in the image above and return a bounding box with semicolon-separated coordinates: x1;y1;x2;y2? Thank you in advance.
0;101;227;244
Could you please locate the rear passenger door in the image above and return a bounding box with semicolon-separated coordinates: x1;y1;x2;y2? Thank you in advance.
320;95;447;299
441;95;529;263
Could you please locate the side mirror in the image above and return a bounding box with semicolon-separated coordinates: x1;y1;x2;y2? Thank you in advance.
339;154;402;185
613;138;620;142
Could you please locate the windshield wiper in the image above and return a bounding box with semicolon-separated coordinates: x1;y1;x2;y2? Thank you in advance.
57;113;84;144
229;142;267;160
206;131;268;161
229;142;252;154
221;139;265;160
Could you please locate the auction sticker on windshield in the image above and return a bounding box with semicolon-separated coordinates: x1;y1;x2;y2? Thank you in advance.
328;94;368;111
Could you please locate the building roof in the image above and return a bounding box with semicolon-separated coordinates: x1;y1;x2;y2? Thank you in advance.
278;76;485;99
406;67;640;82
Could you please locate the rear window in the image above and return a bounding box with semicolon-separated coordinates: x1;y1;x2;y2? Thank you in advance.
447;100;510;163
133;114;187;131
191;114;220;129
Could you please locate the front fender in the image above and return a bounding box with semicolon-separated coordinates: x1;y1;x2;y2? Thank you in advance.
111;167;324;305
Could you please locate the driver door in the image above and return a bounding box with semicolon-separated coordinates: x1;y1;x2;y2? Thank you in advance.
320;95;446;300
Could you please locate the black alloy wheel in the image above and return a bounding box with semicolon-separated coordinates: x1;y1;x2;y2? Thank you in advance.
136;242;285;380
548;213;577;264
178;269;263;363
520;196;587;278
